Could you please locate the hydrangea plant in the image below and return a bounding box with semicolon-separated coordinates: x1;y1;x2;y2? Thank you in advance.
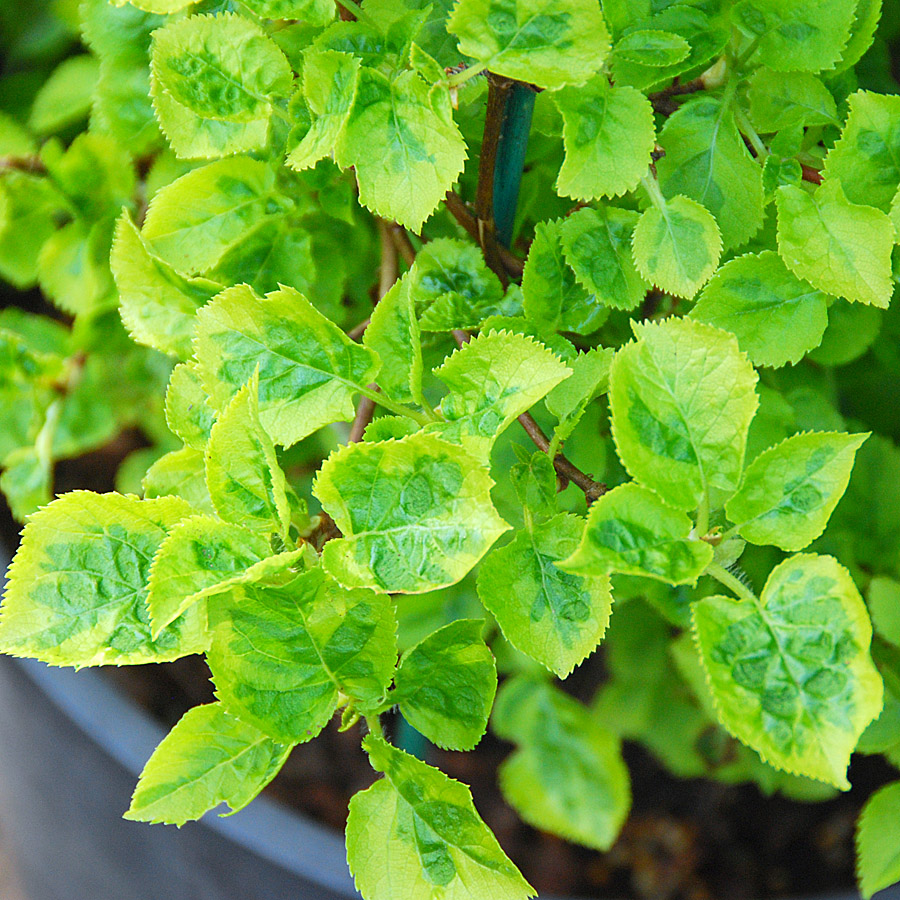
2;0;900;897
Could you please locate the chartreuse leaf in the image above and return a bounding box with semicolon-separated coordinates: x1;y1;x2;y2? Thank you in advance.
731;0;856;73
857;780;900;899
545;346;614;443
448;0;610;90
559;206;648;311
609;319;758;511
208;568;396;744
393;619;496;750
239;0;333;21
0;492;208;667
522;220;605;334
287;49;360;171
315;433;510;593
193;284;380;447
509;447;557;520
0;447;50;523
165;363;215;450
747;69;839;133
150;13;293;159
561;483;714;584
29;55;99;134
631;194;722;299
689;251;830;368
122;0;194;12
838;0;882;73
693;554;883;788
204;372;291;538
656;96;764;250
338;69;466;231
429;331;571;457
347;735;533;900
477;513;613;677
823;91;900;212
776;181;894;308
493;677;629;851
111;214;221;360
125;702;291;826
147;515;303;636
725;432;868;551
143;447;215;514
613;30;690;67
141;156;279;275
554;75;655;200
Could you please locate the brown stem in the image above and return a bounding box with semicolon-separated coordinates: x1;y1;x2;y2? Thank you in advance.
444;189;525;279
336;0;355;19
349;392;377;442
347;317;370;341
648;77;705;103
376;219;399;298
387;222;416;267
0;154;46;175
801;163;823;185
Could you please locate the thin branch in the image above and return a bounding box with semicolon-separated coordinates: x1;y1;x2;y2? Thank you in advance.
0;154;46;174
347;317;370;341
376;219;399;297
444;189;525;279
648;77;706;103
387;222;416;267
801;163;823;185
349;392;377;442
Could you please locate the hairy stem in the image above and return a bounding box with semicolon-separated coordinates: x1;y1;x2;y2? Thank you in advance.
707;562;758;604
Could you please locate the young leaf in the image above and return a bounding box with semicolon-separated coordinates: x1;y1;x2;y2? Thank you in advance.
208;568;397;744
111;214;222;360
0;492;207;667
150;13;293;158
857;780;900;899
165;363;216;450
143;447;215;514
125;702;291;826
338;69;466;231
554;76;655;200
559;206;648;311
193;284;380;446
315;432;510;593
560;483;714;584
689;250;830;368
613;29;690;67
476;513;613;677
240;0;334;22
693;554;883;788
393;619;497;750
205;372;291;538
631;194;722;299
725;431;868;551
522;220;605;334
747;69;839;133
493;677;630;851
776;181;894;308
823;90;900;212
656;96;764;250
29;55;99;135
429;330;571;457
609;318;758;511
347;735;534;900
545;346;614;443
448;0;610;90
509;447;558;520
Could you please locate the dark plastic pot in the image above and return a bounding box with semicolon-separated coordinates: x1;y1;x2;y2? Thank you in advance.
0;553;894;900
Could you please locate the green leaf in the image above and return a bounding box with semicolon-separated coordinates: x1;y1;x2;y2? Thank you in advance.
561;483;714;583
240;0;334;21
111;214;222;360
150;13;293;159
394;619;496;750
193;284;380;447
363;272;424;406
656;96;764;250
559;205;648;311
857;780;900;899
338;68;466;231
823;90;900;212
429;330;571;457
0;492;208;667
93;56;161;155
725;431;868;551
125;702;291;826
493;677;630;851
554;75;655;200
0;111;36;156
122;0;195;12
689;250;830;368
631;194;722;299
315;432;510;593
165;363;216;450
613;29;690;67
693;553;883;788
287;48;360;171
776;181;894;308
0;446;51;523
347;735;533;900
141;156;281;275
509;448;557;520
545;346;614;444
837;0;882;72
869;577;900;648
731;0;857;73
448;0;610;90
522;220;606;334
609;318;758;511
209;567;396;743
747;69;838;133
476;513;612;677
143;447;215;514
29;55;99;134
205;372;291;538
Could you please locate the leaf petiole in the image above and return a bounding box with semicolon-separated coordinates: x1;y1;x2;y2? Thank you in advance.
706;562;758;604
